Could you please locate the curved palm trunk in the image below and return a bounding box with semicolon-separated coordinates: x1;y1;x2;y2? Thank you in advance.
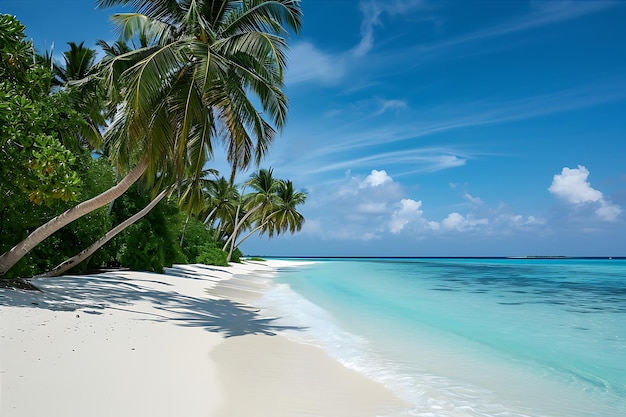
0;154;149;276
225;204;268;262
179;214;191;247
222;202;242;251
203;207;218;225
227;237;236;263
233;221;268;251
222;202;263;252
106;170;123;216
37;187;168;278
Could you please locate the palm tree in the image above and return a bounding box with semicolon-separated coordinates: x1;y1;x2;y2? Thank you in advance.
272;180;306;234
0;0;302;276
97;39;132;58
232;179;306;250
202;176;240;228
53;41;96;86
177;167;219;247
222;168;281;260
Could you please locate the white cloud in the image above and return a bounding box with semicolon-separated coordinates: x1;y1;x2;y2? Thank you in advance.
375;99;408;115
286;42;345;85
548;165;602;204
596;201;622;222
549;165;621;222
494;213;546;229
357;201;388;214
300;171;545;242
389;199;424;233
464;193;483;205
353;0;424;57
361;169;393;187
301;218;323;236
441;212;489;232
361;232;378;241
307;148;468;175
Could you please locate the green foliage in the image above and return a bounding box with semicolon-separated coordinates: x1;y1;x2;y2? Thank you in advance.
0;14;86;208
108;184;186;272
0;15;32;84
230;248;243;263
178;217;211;263
178;216;235;266
195;242;229;267
247;257;266;262
0;13;305;277
118;221;166;272
0;155;116;278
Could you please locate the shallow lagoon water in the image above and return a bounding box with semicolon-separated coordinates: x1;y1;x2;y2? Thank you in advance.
258;258;626;417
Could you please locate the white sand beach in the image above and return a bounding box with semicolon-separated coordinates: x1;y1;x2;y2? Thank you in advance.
0;260;408;417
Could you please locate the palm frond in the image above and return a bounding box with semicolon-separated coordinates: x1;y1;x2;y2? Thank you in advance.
121;40;185;133
110;13;176;45
221;0;302;37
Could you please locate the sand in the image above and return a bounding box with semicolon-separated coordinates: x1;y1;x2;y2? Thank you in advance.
0;261;408;416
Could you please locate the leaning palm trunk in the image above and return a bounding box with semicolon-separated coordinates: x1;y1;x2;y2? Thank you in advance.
222;203;263;252
233;221;270;251
203;207;218;225
37;187;168;278
226;206;267;262
179;215;191;247
0;154;149;276
227;236;237;263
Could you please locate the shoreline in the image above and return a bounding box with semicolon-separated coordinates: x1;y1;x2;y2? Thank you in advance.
0;260;408;416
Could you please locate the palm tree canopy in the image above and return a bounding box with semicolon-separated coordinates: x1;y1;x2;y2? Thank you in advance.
50;41;105;150
54;41;97;85
228;175;306;254
244;167;281;214
95;0;303;188
272;179;306;234
202;175;240;226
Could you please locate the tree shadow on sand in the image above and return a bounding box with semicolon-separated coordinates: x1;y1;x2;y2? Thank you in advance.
0;266;304;338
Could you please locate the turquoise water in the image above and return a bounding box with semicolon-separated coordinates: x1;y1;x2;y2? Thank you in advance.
257;258;626;417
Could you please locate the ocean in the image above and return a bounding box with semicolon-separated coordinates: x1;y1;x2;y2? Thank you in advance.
256;258;626;417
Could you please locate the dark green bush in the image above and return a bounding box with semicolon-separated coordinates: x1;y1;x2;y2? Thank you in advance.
107;184;186;273
230;247;243;263
0;154;115;278
195;242;229;266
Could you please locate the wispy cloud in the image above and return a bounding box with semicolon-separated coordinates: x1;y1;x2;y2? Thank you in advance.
286;42;345;85
353;0;424;57
298;80;626;162
375;99;408;115
417;1;617;55
307;148;468;175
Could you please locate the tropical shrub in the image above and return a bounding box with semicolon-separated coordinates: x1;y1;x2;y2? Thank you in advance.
0;155;115;278
195;242;229;267
108;184;186;272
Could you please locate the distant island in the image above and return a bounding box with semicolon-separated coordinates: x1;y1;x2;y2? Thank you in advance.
507;256;570;259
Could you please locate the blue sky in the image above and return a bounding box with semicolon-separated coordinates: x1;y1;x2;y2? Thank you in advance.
4;0;626;257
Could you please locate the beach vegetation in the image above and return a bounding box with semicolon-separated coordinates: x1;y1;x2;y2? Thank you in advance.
0;16;116;278
222;169;306;261
0;15;85;208
1;2;308;278
102;183;186;273
0;0;303;277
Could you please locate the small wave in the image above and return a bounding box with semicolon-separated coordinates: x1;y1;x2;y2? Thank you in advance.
256;282;540;417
